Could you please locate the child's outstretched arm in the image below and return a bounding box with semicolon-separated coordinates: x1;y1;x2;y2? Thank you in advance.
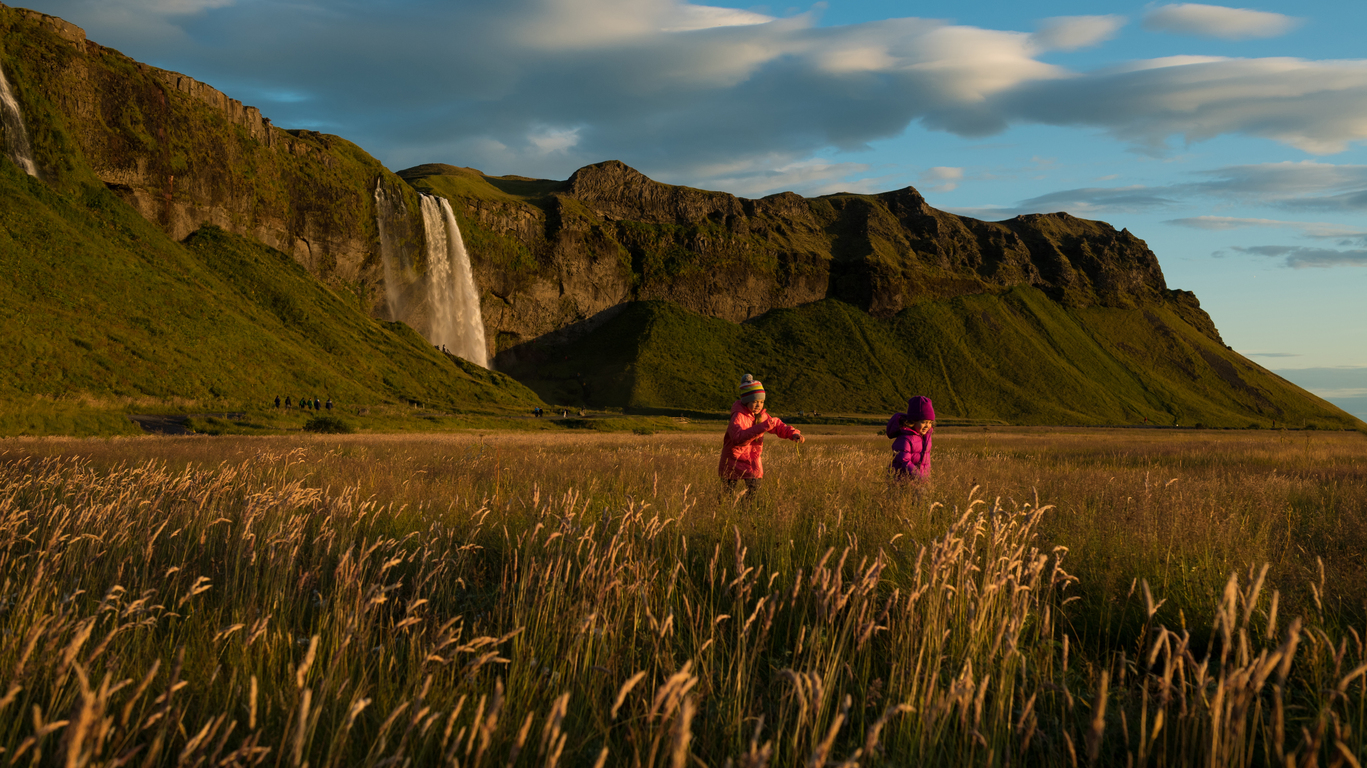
768;416;804;443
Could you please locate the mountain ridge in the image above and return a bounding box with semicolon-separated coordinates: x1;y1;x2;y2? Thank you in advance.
1;4;1360;430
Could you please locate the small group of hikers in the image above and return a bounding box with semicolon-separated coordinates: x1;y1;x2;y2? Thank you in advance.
718;373;933;501
275;395;332;411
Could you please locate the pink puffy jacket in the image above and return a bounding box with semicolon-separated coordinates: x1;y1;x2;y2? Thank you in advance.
718;401;801;480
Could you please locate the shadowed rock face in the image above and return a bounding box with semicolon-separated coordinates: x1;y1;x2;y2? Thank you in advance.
401;160;1192;366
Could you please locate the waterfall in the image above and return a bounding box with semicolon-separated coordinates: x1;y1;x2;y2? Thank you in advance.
0;63;37;177
373;182;491;369
419;194;489;368
374;180;412;323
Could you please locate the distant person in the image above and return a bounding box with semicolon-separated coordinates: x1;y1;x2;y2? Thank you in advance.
274;395;281;408
314;397;321;410
886;396;935;481
719;374;803;500
326;398;333;411
284;396;292;408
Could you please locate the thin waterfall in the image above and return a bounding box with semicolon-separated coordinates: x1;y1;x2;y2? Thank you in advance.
0;63;37;177
419;194;489;368
374;180;410;322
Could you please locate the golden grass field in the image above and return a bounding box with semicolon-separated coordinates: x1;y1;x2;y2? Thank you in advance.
1;426;1364;766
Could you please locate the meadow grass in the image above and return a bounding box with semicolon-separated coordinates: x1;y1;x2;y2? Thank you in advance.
0;427;1363;766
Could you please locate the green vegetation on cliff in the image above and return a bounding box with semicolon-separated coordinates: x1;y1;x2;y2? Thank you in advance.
499;295;1359;429
0;160;538;435
0;6;430;317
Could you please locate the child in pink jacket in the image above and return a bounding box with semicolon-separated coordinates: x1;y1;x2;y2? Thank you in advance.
719;374;804;498
887;395;934;481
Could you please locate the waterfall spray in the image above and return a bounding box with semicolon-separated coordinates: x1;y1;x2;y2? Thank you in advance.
0;63;37;177
374;180;408;322
419;194;489;368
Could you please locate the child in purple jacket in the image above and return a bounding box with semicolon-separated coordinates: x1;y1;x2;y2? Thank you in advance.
887;396;935;481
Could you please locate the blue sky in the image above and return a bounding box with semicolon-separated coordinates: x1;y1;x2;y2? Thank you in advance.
15;0;1367;418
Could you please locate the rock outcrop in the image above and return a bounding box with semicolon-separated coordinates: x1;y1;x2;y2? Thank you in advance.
400;161;1204;368
0;5;427;316
3;5;1221;375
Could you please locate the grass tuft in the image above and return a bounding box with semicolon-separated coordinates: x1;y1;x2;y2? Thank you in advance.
303;414;354;433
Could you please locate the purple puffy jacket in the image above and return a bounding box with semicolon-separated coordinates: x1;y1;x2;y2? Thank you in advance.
886;396;935;479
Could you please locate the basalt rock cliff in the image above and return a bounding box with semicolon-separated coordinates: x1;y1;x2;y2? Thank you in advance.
0;3;1213;358
404;161;1220;364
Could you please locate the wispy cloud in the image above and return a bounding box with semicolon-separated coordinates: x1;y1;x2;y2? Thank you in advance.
1142;4;1301;40
1231;245;1367;268
1031;15;1126;51
699;156;879;197
959;160;1367;222
919;166;964;192
1166;216;1367;239
1008;58;1367;155
950;185;1180;219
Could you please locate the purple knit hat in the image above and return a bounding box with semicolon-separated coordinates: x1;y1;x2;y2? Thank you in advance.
906;396;935;421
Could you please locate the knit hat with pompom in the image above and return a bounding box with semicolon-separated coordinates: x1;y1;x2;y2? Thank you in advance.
738;374;766;404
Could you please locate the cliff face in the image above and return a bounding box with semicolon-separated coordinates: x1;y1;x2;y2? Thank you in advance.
0;5;428;316
403;160;1197;367
2;5;1218;375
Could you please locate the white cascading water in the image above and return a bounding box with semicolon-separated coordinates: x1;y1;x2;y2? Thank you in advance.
0;64;38;177
374;181;409;323
419;194;489;368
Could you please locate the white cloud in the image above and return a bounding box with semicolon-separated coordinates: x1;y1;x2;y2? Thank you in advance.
134;0;234;12
695;156;878;197
1166;216;1367;238
1031;15;1126;51
919;166;964;192
1186;162;1367;208
951;185;1180;218
527;126;581;155
1142;4;1300;40
1231;245;1367;268
1010;58;1367;155
663;4;774;32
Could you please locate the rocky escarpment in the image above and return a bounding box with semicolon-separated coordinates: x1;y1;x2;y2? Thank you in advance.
2;4;1219;372
0;5;427;315
403;160;1209;367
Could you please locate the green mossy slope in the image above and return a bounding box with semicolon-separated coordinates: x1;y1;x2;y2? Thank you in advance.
0;161;538;434
499;294;1361;429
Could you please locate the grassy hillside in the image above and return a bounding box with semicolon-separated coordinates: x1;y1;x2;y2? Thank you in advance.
0;7;433;316
0;160;539;435
499;292;1362;429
